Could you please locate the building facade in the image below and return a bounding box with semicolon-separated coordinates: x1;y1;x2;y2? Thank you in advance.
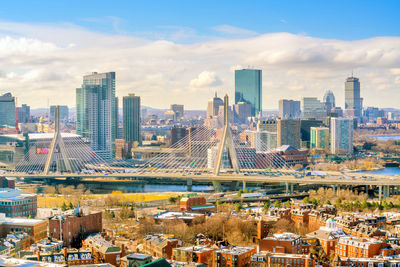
17;104;30;124
76;72;117;159
0;93;16;127
235;69;262;117
310;127;330;150
330;117;353;154
0;189;37;218
301;97;326;120
123;94;141;146
279;99;301;119
345;76;363;119
277;119;301;149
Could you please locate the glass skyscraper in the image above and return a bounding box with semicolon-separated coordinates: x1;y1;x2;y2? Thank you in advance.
345;76;362;118
235;69;262;117
76;72;117;159
123;93;141;145
0;93;16;127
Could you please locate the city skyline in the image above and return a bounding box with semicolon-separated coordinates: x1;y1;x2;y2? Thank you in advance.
0;1;399;109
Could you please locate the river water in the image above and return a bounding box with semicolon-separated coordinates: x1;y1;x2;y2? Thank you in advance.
361;167;400;176
376;135;400;141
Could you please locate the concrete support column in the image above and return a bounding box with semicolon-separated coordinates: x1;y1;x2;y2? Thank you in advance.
331;185;336;195
290;184;294;194
212;181;221;192
242;180;246;191
387;185;391;198
365;185;369;195
186;178;192;191
379;185;382;202
285;182;289;194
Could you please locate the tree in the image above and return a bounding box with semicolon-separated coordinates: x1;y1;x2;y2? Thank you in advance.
68;202;74;210
235;203;242;212
61;202;67;211
237;189;243;197
43;186;57;195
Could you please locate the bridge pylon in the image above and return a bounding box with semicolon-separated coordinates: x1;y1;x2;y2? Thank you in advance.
214;94;240;176
43;105;73;174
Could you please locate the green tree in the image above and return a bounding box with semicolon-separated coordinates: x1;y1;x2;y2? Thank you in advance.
61;202;67;211
235;203;242;212
273;200;282;208
68;202;73;210
237;189;243;197
303;197;310;204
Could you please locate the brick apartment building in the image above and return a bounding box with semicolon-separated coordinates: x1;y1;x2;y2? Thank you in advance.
259;233;303;254
24;248;93;265
83;233;123;266
251;252;317;267
0;214;47;242
49;208;102;248
173;245;215;266
180;196;206;212
213;246;256;267
142;234;180;259
0;189;37;218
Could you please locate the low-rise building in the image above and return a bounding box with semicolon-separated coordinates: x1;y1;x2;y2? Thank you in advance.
142;234;181;260
173;245;215;266
212;246;256;267
121;253;152;267
259;232;303;254
180;197;206;212
0;213;47;242
251;251;316;267
48;208;102;248
83;233;123;266
23;248;93;265
0;188;37;218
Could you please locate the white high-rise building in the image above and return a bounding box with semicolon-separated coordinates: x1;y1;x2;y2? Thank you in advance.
330;117;353;154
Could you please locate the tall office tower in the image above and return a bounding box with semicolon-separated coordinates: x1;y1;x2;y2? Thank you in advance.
206;93;224;118
310;127;330;150
345;76;363;118
300;119;324;148
50;105;69;122
278;99;301;119
170;104;184;120
364;107;384;122
76;72;116;159
323;90;335;113
233;102;252;124
123;93;141;146
235;68;262;117
330;117;353;154
301;97;326;120
171;127;188;146
256;119;277;150
277;118;301;149
0;93;16;127
17;104;30;123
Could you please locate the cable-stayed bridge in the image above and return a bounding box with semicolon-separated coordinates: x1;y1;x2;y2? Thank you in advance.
6;102;400;199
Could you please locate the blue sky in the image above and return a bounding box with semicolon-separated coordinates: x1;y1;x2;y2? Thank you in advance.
1;0;399;41
0;1;399;109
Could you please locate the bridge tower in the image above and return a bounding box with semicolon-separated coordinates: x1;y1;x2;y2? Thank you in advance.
43;105;72;174
214;94;240;176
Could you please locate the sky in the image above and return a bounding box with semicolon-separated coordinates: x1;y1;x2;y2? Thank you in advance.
0;0;400;109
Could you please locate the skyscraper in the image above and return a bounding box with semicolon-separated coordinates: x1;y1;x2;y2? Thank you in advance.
279;99;301;119
233;102;252;124
123;93;141;146
301;97;326;120
76;72;116;159
277;118;301;149
206;93;224;118
0;93;16;127
170;104;184;120
330;117;353;154
50;105;68;122
235;69;262;117
323;90;335;113
345;76;362;118
17;104;30;123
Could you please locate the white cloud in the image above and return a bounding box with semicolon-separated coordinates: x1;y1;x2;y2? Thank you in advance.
212;25;257;36
190;71;222;88
0;22;399;109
